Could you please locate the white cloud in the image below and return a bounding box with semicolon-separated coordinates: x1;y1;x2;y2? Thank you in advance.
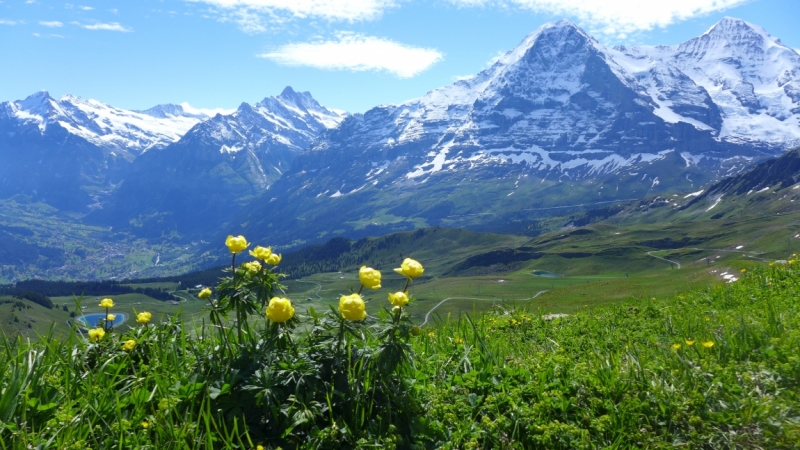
0;19;17;25
82;22;132;32
80;5;93;10
259;32;443;78
189;0;396;32
40;21;64;27
448;0;753;37
228;8;267;33
32;32;65;38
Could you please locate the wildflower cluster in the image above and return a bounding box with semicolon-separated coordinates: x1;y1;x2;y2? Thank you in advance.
195;235;428;446
83;297;152;356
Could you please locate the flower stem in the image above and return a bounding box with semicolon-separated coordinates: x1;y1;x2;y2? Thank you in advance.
402;277;411;293
205;296;233;358
230;253;244;343
336;318;345;353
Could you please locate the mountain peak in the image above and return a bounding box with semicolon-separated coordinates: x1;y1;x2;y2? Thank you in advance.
497;19;596;68
544;19;582;31
18;90;58;117
279;86;298;98
136;103;216;120
26;90;52;99
137;103;186;118
276;86;319;109
21;90;54;105
702;16;770;43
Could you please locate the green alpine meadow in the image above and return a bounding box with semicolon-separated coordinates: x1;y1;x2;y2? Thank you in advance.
1;236;799;448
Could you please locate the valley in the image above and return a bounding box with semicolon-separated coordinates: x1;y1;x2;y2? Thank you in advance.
4;199;795;339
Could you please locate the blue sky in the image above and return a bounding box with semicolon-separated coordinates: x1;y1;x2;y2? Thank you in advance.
1;0;799;113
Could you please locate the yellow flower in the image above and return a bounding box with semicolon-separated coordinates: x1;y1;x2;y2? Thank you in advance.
257;446;264;450
249;245;272;261
122;340;136;352
141;421;149;429
427;332;435;338
672;343;681;351
740;268;746;273
702;341;715;348
106;314;116;321
198;288;212;300
99;298;114;308
339;293;367;321
358;266;382;290
265;253;282;266
455;337;464;345
266;297;295;323
394;258;424;278
136;311;152;324
88;328;105;342
685;339;696;346
225;235;249;254
243;261;262;274
388;291;409;307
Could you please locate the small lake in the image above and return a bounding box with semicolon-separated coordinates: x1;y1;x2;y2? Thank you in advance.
77;313;128;328
531;270;562;278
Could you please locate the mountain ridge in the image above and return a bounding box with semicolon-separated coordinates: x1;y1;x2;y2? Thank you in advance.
224;17;797;250
87;87;346;237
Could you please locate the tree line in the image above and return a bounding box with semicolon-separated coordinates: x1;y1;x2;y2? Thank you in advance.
2;280;176;303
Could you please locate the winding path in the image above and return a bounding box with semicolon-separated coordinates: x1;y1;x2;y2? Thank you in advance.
646;246;773;269
171;292;191;303
690;247;771;262
646;251;681;269
294;280;323;299
420;290;548;327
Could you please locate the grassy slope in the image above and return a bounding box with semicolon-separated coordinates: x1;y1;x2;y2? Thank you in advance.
417;262;800;448
280;207;798;321
0;291;209;339
1;256;798;448
4;208;795;341
4;199;798;339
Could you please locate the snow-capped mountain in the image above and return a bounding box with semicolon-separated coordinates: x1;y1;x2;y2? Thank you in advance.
228;18;800;248
0;91;223;159
615;17;800;148
189;86;346;160
90;87;346;238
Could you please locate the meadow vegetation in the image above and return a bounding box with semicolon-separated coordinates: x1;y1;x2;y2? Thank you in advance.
0;232;799;448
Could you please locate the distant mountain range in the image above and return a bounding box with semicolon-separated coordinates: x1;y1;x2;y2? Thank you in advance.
1;17;799;280
230;17;800;248
87;87;346;237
